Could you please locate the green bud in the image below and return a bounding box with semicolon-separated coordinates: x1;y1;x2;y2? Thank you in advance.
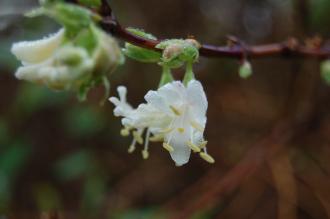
156;39;200;69
123;28;161;63
321;60;330;85
239;61;253;79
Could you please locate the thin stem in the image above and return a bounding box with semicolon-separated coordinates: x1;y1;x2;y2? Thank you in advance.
183;62;195;86
69;0;330;60
159;66;174;87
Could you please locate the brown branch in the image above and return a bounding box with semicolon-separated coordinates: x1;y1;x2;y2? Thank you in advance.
75;0;330;59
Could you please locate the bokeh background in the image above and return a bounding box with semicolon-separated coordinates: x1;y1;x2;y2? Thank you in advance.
1;0;330;218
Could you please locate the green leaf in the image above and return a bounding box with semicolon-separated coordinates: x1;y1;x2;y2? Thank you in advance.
123;44;161;63
74;25;98;53
123;28;161;63
45;3;93;36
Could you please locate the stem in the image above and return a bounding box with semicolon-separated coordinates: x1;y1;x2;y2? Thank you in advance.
159;66;174;87
183;62;195;86
69;0;330;59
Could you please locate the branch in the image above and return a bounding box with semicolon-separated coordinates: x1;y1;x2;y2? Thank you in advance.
90;0;330;59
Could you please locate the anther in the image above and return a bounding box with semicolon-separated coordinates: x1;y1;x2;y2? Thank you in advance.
170;105;181;116
142;150;149;159
190;121;204;132
163;143;174;152
200;152;215;164
177;128;185;133
187;141;201;153
149;135;164;142
120;127;130;137
199;141;208;149
128;144;136;153
160;127;174;134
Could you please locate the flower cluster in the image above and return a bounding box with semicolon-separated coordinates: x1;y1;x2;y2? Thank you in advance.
11;1;124;101
109;79;214;166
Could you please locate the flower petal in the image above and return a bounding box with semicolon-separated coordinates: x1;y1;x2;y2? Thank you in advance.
187;80;208;118
11;29;64;64
165;120;192;166
158;81;186;105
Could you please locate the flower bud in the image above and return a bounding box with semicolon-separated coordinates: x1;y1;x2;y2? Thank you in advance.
156;39;200;69
12;26;123;99
239;61;253;79
321;60;330;85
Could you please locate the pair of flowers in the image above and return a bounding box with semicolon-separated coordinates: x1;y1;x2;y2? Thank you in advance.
11;18;214;166
109;79;214;166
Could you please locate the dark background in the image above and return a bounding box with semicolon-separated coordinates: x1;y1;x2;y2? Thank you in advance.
1;0;330;218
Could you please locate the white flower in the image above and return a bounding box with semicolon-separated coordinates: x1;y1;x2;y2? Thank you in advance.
11;27;123;91
11;29;94;90
109;80;215;166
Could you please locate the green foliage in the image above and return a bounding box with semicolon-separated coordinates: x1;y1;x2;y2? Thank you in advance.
321;60;330;85
64;106;106;138
0;119;9;146
310;0;330;33
49;3;94;36
54;150;95;181
0;142;30;178
123;28;162;63
78;0;101;7
81;175;106;210
15;84;68;115
74;26;98;54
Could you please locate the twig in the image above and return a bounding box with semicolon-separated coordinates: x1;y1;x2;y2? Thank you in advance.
69;0;330;59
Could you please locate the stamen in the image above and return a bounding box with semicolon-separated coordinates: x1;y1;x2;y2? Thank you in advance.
199;141;208;149
142;150;149;159
187;141;201;153
177;128;185;133
133;130;144;144
190;121;204;132
142;129;151;160
170;105;181;116
163;143;174;152
200;152;215;164
149;134;164;142
120;127;130;137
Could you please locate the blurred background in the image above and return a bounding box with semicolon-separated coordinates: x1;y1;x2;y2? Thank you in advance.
1;0;330;218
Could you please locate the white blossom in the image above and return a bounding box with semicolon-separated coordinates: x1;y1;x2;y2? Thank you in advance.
11;27;123;91
109;80;214;166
